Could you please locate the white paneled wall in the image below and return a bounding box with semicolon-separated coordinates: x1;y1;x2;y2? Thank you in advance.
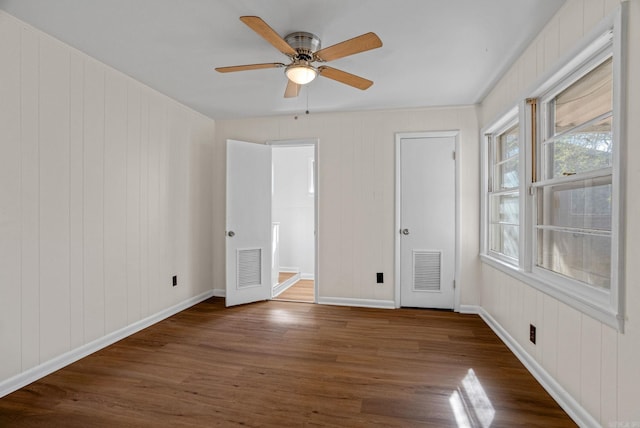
0;11;215;387
215;106;480;306
4;1;637;423
479;0;639;425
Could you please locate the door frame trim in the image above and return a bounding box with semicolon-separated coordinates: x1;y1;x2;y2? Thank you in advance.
267;138;319;304
394;131;461;310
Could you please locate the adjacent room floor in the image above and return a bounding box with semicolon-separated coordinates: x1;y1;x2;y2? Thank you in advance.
272;272;315;303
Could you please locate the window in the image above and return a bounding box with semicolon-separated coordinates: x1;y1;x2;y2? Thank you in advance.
536;56;613;290
487;119;520;263
480;14;625;330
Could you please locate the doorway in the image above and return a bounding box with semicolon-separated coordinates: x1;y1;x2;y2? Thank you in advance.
269;140;317;303
395;131;459;310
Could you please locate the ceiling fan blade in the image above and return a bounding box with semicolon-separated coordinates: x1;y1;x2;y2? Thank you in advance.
215;63;284;73
284;79;300;98
314;32;382;62
318;66;373;90
240;16;297;56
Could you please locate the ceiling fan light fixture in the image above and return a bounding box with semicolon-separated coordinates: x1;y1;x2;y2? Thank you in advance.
285;64;317;85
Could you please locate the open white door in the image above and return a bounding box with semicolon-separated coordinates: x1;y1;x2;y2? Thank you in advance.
226;139;272;307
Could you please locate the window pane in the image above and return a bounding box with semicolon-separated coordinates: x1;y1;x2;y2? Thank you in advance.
547;117;612;178
554;57;612;134
497;124;519;159
494;157;519;189
487;119;519;263
537;178;612;231
490;193;519;224
537;229;611;289
490;224;519;259
489;191;519;260
493;124;519;190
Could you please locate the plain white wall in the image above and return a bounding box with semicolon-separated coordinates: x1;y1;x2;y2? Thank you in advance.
272;145;315;277
478;0;639;425
214;106;480;305
0;11;215;387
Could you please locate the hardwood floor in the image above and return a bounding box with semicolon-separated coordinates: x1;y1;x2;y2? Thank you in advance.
273;279;315;302
277;272;296;283
0;298;576;427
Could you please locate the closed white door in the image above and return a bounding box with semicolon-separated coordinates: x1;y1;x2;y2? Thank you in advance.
226;139;272;307
398;134;456;309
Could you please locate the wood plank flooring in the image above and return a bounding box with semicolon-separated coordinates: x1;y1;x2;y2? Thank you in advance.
277;272;296;283
0;298;576;427
273;279;315;302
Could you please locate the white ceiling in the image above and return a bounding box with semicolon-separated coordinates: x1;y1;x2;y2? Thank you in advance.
0;0;565;120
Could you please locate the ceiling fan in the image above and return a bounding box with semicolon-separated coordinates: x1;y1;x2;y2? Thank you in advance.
215;16;383;98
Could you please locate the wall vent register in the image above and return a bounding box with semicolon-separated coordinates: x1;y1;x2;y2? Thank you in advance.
237;248;262;289
413;251;442;292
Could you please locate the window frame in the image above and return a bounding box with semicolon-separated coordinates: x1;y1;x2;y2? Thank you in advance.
482;107;524;266
479;6;626;331
533;47;615;300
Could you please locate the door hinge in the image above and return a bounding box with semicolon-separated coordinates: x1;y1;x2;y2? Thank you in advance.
453;151;456;160
529;185;535;196
453;280;456;289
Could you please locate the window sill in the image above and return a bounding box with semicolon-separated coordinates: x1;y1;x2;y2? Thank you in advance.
479;254;623;331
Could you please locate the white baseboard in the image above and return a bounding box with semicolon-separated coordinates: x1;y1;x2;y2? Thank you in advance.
0;290;215;399
318;297;395;309
272;273;300;297
213;288;226;297
300;273;315;280
477;307;599;428
458;304;481;314
278;267;299;273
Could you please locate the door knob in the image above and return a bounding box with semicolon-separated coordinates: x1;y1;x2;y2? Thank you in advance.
402;229;409;235
227;231;235;237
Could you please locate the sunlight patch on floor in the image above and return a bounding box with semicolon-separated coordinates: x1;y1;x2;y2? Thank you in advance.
449;369;495;428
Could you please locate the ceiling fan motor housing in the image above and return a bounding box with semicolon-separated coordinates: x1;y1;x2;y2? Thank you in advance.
285;32;321;61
